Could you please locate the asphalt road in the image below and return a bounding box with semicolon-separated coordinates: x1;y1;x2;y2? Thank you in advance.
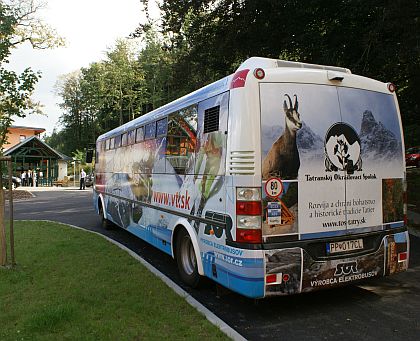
7;188;420;340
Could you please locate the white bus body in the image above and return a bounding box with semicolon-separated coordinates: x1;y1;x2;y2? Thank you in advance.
94;57;409;298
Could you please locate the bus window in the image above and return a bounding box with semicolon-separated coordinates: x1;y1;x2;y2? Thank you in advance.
121;132;128;146
115;135;122;148
136;127;144;142
145;122;156;139
128;130;135;145
157;118;168;136
166;107;198;174
109;137;115;149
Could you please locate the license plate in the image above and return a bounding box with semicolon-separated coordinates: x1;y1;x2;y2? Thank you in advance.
327;239;364;254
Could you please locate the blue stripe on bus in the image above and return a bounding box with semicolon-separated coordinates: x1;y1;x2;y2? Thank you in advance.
127;225;172;256
202;251;265;298
384;221;404;229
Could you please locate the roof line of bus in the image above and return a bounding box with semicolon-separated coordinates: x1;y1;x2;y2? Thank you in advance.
97;75;232;141
96;57;352;142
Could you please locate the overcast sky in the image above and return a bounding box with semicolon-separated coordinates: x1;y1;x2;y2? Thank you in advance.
8;0;155;136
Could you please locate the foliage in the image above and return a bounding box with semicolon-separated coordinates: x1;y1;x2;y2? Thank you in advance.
137;0;420;147
50;0;419;155
0;0;63;154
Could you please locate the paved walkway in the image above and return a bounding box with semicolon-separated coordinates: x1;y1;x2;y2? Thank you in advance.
15;186;92;192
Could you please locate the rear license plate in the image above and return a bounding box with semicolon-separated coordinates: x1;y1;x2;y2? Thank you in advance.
327;239;364;254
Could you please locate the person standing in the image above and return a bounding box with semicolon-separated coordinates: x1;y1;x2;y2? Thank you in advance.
28;169;33;187
80;169;86;190
21;171;26;186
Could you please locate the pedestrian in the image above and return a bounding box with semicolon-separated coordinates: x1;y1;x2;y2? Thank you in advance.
80;168;86;190
28;169;33;187
33;171;37;187
21;171;26;186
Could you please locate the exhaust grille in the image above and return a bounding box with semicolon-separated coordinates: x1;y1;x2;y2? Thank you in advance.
229;151;255;175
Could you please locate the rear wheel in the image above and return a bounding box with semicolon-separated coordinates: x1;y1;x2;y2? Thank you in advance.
176;228;201;288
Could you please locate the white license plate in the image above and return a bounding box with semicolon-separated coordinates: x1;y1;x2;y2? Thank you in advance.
327;239;364;254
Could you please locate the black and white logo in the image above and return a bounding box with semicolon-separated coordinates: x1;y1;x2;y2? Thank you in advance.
334;261;358;276
325;123;362;172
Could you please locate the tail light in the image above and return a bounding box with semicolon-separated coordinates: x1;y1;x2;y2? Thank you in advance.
398;252;408;262
236;187;262;244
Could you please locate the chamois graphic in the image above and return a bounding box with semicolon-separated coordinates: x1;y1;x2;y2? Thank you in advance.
262;94;302;179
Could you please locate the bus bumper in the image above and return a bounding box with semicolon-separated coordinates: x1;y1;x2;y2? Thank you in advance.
264;230;409;296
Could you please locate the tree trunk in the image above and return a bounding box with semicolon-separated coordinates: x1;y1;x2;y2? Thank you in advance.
0;188;6;266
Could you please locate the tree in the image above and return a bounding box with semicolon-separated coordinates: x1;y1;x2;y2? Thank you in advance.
51;39;147;155
137;0;420;146
0;0;64;153
1;0;63;266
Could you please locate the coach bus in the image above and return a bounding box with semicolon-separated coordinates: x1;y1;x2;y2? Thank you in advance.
93;57;409;298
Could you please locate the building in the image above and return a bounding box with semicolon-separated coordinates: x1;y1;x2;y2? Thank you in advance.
2;126;72;184
3;125;46;150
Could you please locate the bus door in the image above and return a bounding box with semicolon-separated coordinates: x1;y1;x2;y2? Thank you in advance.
195;92;230;241
259;83;347;240
336;87;405;235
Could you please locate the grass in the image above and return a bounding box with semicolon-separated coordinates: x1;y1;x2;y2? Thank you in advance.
0;221;229;341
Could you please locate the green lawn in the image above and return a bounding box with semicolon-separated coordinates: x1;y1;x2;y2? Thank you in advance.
0;221;228;341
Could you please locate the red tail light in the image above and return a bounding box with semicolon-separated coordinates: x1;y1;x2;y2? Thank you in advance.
398;252;408;262
266;274;277;284
236;201;262;215
236;228;262;244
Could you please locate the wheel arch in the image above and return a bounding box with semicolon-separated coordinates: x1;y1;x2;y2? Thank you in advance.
97;193;107;219
171;218;204;276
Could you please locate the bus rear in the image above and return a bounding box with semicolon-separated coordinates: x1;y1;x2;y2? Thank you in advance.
225;58;409;296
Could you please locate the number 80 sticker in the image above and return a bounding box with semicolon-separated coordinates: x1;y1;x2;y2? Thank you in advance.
264;177;283;199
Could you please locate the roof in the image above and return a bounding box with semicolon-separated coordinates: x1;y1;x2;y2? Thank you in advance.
9;125;46;134
3;136;72;161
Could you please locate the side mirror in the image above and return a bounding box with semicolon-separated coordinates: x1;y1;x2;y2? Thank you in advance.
86;149;94;163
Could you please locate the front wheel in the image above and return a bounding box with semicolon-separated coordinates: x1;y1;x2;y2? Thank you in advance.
176;229;201;288
99;205;113;230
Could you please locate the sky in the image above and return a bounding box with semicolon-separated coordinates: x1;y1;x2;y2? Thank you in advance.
8;0;156;136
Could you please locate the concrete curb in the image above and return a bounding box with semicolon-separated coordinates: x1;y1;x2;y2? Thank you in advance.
19;219;246;341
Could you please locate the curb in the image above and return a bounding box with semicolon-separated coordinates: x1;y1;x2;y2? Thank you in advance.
18;219;246;341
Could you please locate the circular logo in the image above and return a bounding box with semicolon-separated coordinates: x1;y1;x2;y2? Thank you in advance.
325;123;362;172
264;177;283;198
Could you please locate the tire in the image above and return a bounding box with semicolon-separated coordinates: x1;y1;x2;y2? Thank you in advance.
176;228;201;288
99;205;114;230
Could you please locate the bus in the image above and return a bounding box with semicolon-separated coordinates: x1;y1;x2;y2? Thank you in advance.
93;57;409;298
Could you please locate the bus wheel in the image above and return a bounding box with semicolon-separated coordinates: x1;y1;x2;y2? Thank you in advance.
176;229;201;288
99;205;113;230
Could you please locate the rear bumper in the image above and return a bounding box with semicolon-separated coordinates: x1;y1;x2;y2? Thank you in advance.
264;230;409;296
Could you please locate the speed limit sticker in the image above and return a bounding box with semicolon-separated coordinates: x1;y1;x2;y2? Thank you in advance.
264;178;283;198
